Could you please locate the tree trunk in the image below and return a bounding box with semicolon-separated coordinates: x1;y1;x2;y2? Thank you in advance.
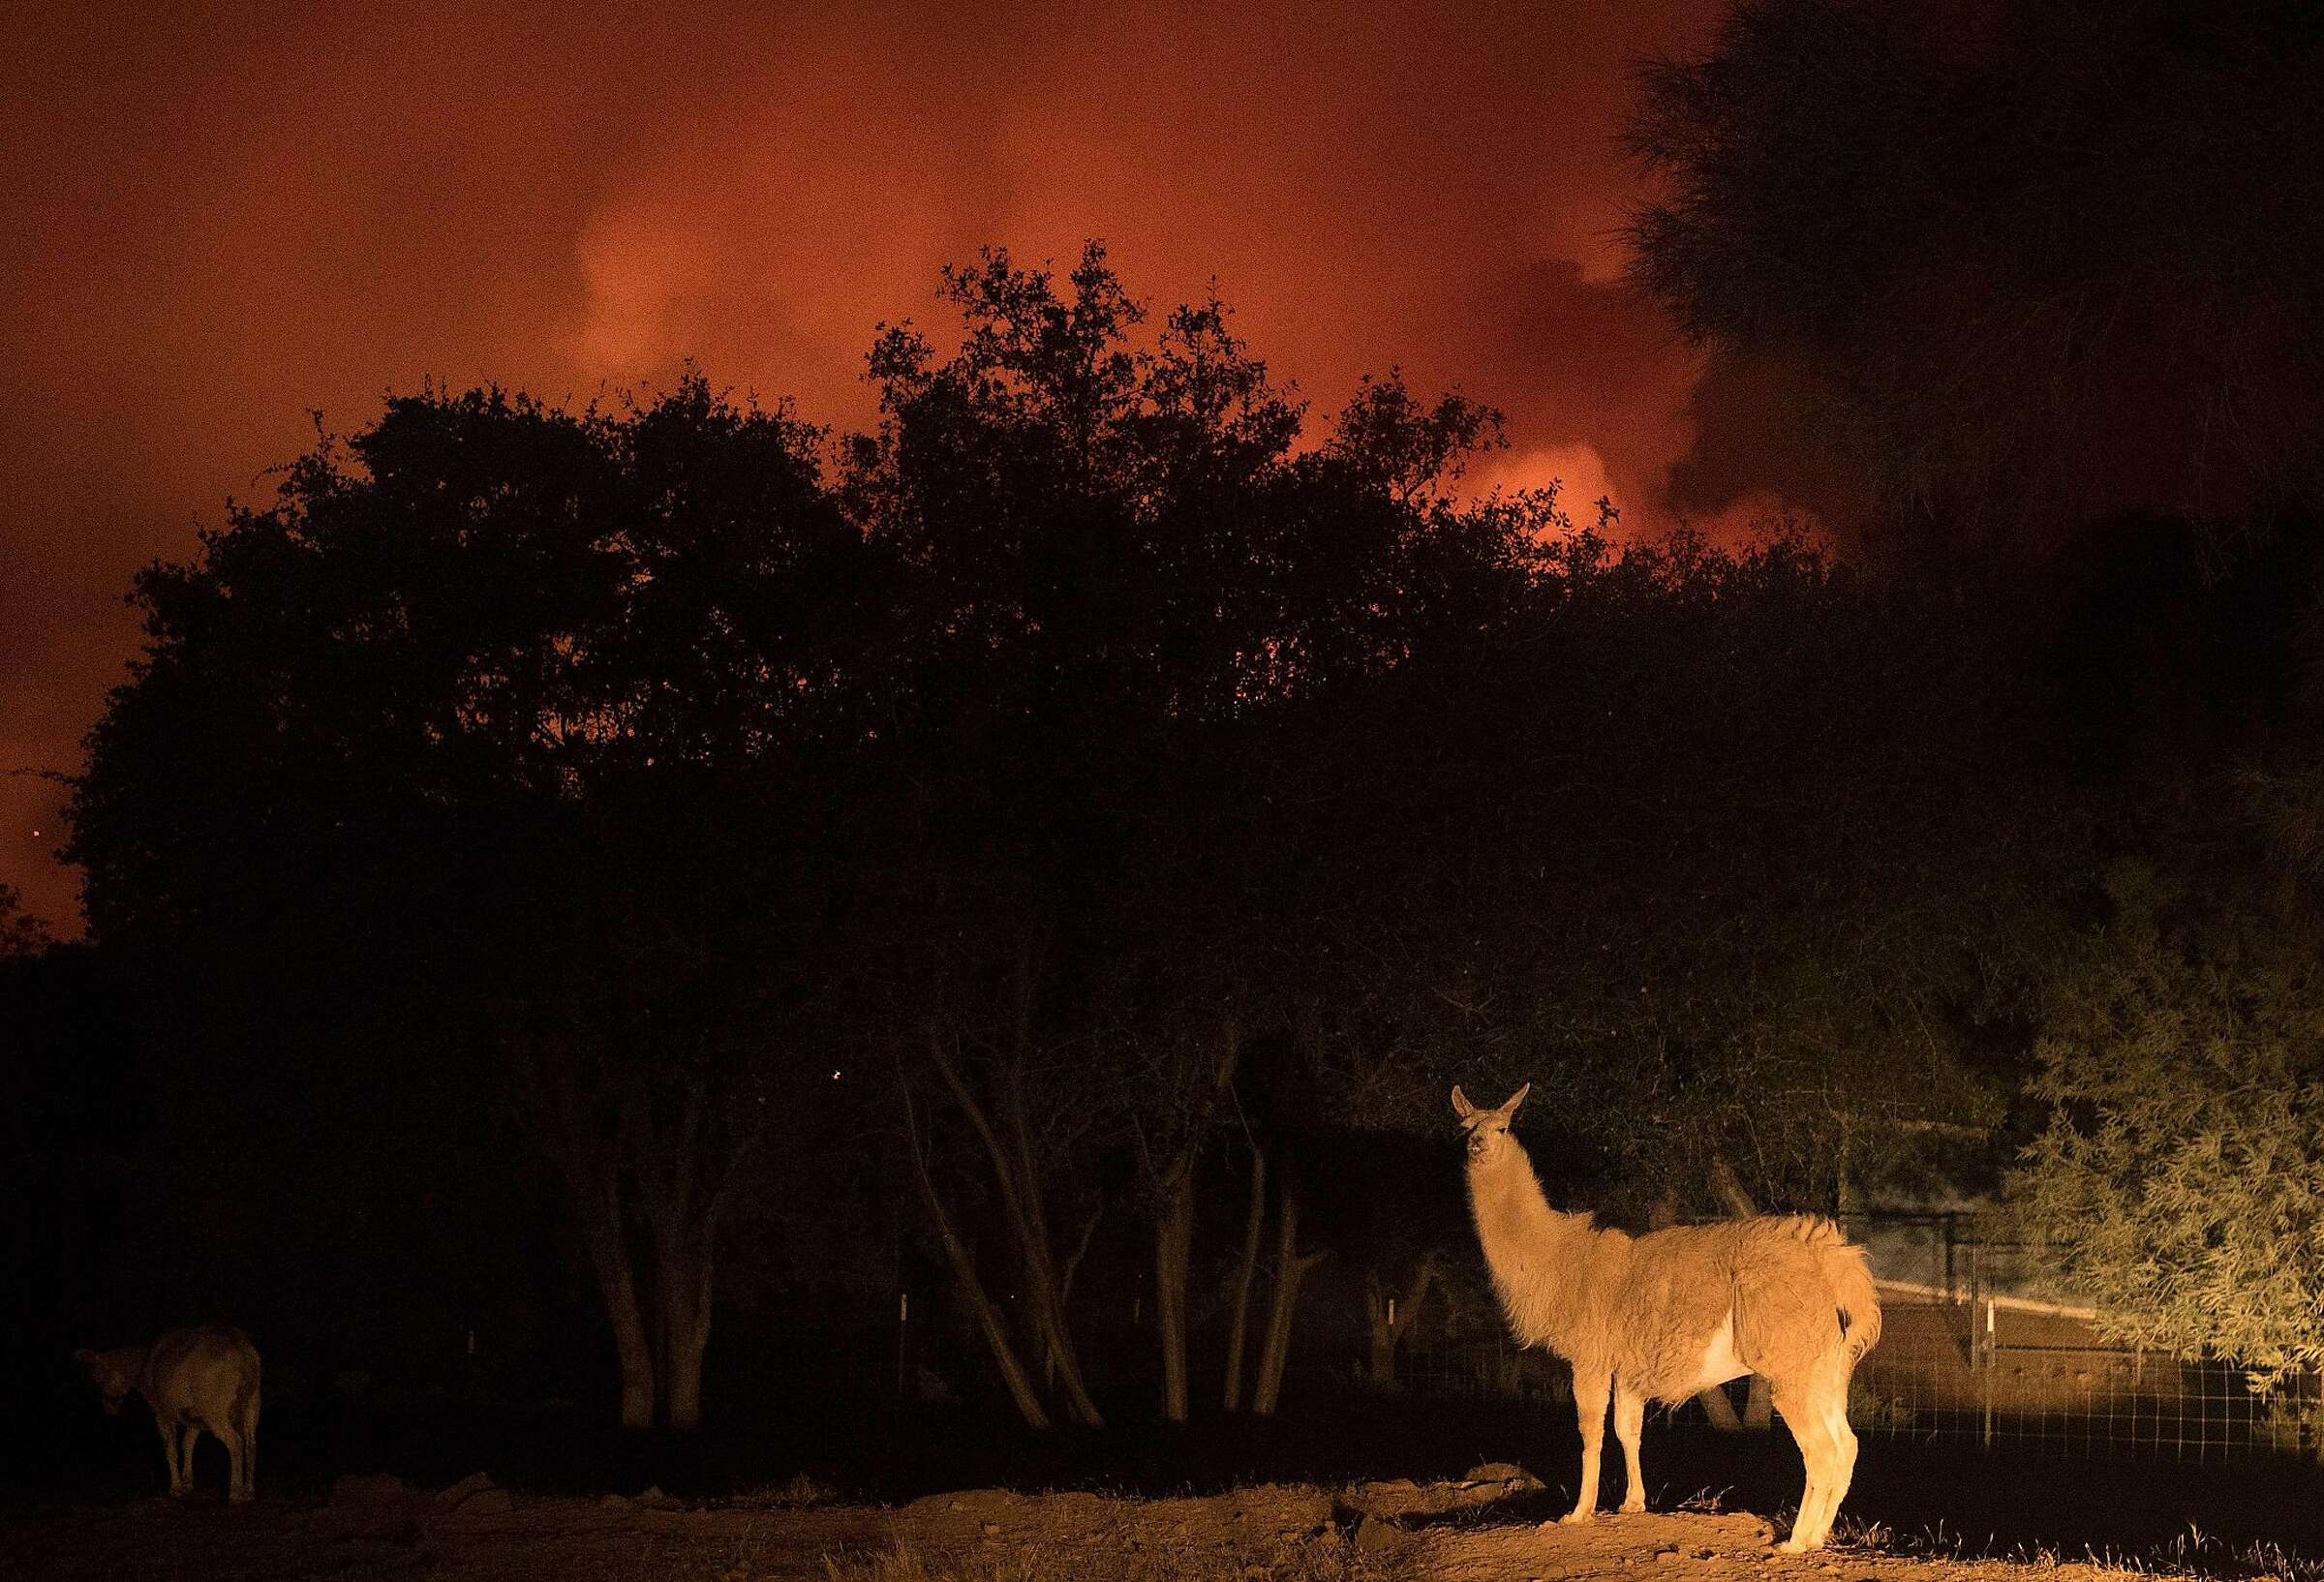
1364;1275;1395;1387
1252;1175;1325;1416
929;1027;1104;1428
1154;1158;1195;1422
656;1225;715;1431
509;1035;657;1429
1709;1156;1759;1217
1222;1144;1266;1412
1048;1204;1101;1401
572;1171;657;1429
1140;1019;1237;1424
1698;1380;1746;1431
902;1080;1052;1430
1001;1080;1104;1428
623;1066;743;1435
1364;1253;1440;1388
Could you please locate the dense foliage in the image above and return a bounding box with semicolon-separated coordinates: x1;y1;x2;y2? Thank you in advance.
0;882;47;960
2014;864;2324;1387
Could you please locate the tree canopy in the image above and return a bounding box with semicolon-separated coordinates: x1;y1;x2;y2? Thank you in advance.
0;882;47;960
60;243;2061;1428
1627;0;2324;541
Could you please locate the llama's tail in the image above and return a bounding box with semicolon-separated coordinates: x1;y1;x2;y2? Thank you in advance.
1818;1231;1882;1364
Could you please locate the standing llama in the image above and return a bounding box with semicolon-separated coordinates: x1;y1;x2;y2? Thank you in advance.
75;1325;261;1503
1454;1084;1880;1552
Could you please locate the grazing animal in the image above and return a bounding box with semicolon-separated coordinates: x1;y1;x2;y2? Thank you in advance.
75;1325;261;1503
1453;1084;1880;1552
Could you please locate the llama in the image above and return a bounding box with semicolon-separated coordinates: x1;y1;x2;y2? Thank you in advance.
1453;1084;1880;1552
76;1325;261;1503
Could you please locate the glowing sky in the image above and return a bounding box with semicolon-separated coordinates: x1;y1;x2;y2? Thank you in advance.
3;0;1824;931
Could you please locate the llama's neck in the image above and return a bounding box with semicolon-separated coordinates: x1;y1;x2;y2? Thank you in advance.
1467;1139;1608;1354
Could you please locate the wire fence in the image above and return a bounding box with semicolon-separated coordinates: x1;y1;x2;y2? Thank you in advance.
1366;1213;2324;1468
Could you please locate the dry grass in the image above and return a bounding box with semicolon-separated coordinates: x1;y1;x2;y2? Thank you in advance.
1825;1512;2324;1582
819;1535;1389;1582
734;1473;841;1507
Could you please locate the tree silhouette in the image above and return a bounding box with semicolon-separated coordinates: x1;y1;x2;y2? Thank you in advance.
1627;0;2324;543
843;243;1531;1423
70;376;883;1429
61;242;2072;1438
0;882;48;961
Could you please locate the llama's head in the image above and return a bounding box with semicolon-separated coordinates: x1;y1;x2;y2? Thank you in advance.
1451;1082;1530;1166
73;1347;138;1414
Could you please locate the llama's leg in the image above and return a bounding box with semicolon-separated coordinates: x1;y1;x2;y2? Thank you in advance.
1612;1382;1648;1513
166;1421;187;1496
236;1388;260;1502
1770;1383;1835;1553
1562;1367;1611;1524
1780;1359;1859;1551
165;1421;194;1497
155;1419;180;1496
225;1422;246;1505
1803;1366;1859;1548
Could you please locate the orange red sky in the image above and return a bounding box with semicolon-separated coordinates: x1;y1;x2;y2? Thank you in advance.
3;0;1830;932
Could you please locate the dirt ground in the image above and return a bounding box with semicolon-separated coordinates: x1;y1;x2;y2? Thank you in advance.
0;1470;2156;1582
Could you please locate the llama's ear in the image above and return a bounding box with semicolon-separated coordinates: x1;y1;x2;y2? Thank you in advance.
1451;1085;1477;1120
72;1349;99;1367
1499;1082;1531;1117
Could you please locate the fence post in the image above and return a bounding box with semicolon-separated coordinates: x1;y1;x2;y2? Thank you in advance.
898;1291;909;1401
1980;1298;1996;1451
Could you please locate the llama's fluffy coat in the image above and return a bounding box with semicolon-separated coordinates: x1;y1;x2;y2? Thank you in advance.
1455;1082;1880;1551
1471;1176;1881;1402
